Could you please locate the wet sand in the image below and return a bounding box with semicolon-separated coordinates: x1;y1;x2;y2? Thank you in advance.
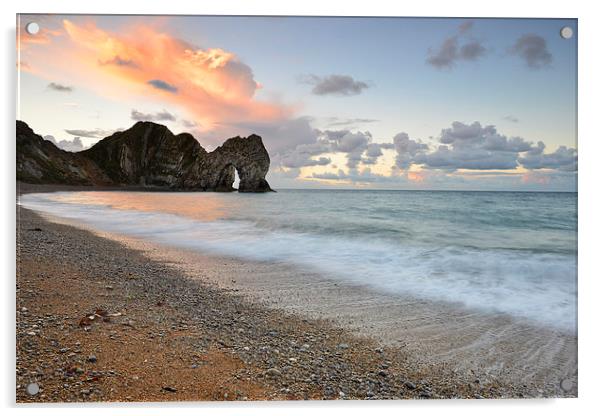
18;207;528;402
96;228;579;397
16;184;577;400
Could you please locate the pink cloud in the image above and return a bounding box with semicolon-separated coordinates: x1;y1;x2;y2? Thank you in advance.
521;171;551;185
60;20;292;128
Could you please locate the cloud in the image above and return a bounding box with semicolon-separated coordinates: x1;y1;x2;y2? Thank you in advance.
460;41;487;60
325;117;378;127
147;79;178;93
520;171;551;185
322;130;374;169
414;122;527;170
518;144;577;171
181;119;198;128
99;55;139;68
270;119;576;190
416;145;519;170
458;21;474;34
427;37;458;69
280;143;332;168
60;19;291;131
274;128;391;170
510;34;552;69
363;143;384;165
407;121;577;173
503;115;519;123
392;133;429;169
64;127;119;139
44;135;86;152
47;82;73;92
311;170;347;181
310;168;412;185
130;109;176;122
219;117;318;154
18;24;61;50
426;21;486;69
274;134;332;169
300;74;371;96
304;165;574;190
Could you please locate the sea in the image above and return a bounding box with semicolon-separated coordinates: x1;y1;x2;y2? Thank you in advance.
19;189;577;333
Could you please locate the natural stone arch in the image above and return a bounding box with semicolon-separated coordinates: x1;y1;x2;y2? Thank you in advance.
204;134;273;192
215;163;236;192
17;120;275;192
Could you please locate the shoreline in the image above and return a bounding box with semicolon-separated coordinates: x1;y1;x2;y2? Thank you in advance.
16;207;534;402
41;210;578;397
16;188;577;401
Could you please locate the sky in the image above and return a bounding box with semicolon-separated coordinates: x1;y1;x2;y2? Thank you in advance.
17;14;577;191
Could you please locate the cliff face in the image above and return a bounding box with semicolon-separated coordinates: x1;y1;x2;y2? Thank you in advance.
16;120;273;192
191;135;273;192
79;122;206;188
16;120;111;185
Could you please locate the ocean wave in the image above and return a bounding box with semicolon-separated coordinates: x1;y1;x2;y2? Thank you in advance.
19;192;577;333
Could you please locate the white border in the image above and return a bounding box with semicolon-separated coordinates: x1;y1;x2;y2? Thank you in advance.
2;1;601;415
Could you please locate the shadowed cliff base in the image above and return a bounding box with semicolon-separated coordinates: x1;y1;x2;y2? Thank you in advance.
16;120;274;193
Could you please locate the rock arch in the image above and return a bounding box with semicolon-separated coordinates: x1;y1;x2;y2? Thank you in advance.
204;134;273;192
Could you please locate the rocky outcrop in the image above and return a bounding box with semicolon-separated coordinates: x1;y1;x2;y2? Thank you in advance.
79;122;206;188
16;120;111;185
192;135;273;192
16;120;273;192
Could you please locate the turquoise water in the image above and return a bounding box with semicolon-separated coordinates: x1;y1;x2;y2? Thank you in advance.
20;190;577;332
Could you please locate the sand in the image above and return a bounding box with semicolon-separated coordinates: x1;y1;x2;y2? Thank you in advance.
15;185;578;401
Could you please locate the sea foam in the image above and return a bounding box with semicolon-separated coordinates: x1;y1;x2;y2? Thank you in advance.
19;191;577;333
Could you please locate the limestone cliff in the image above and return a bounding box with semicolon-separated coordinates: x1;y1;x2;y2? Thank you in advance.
16;120;111;185
16;120;273;192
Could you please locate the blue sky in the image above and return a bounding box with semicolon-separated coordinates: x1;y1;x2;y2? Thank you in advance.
18;15;577;190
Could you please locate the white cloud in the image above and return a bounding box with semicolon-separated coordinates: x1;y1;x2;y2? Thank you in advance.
44;135;86;152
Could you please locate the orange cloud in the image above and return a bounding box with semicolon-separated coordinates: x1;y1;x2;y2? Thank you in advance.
17;26;61;50
407;171;426;182
60;20;291;129
521;171;551;185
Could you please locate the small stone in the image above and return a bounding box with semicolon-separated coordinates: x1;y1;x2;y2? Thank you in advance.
87;355;97;363
265;368;281;378
404;381;417;390
162;386;177;393
59;348;70;353
337;343;349;350
105;285;114;290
